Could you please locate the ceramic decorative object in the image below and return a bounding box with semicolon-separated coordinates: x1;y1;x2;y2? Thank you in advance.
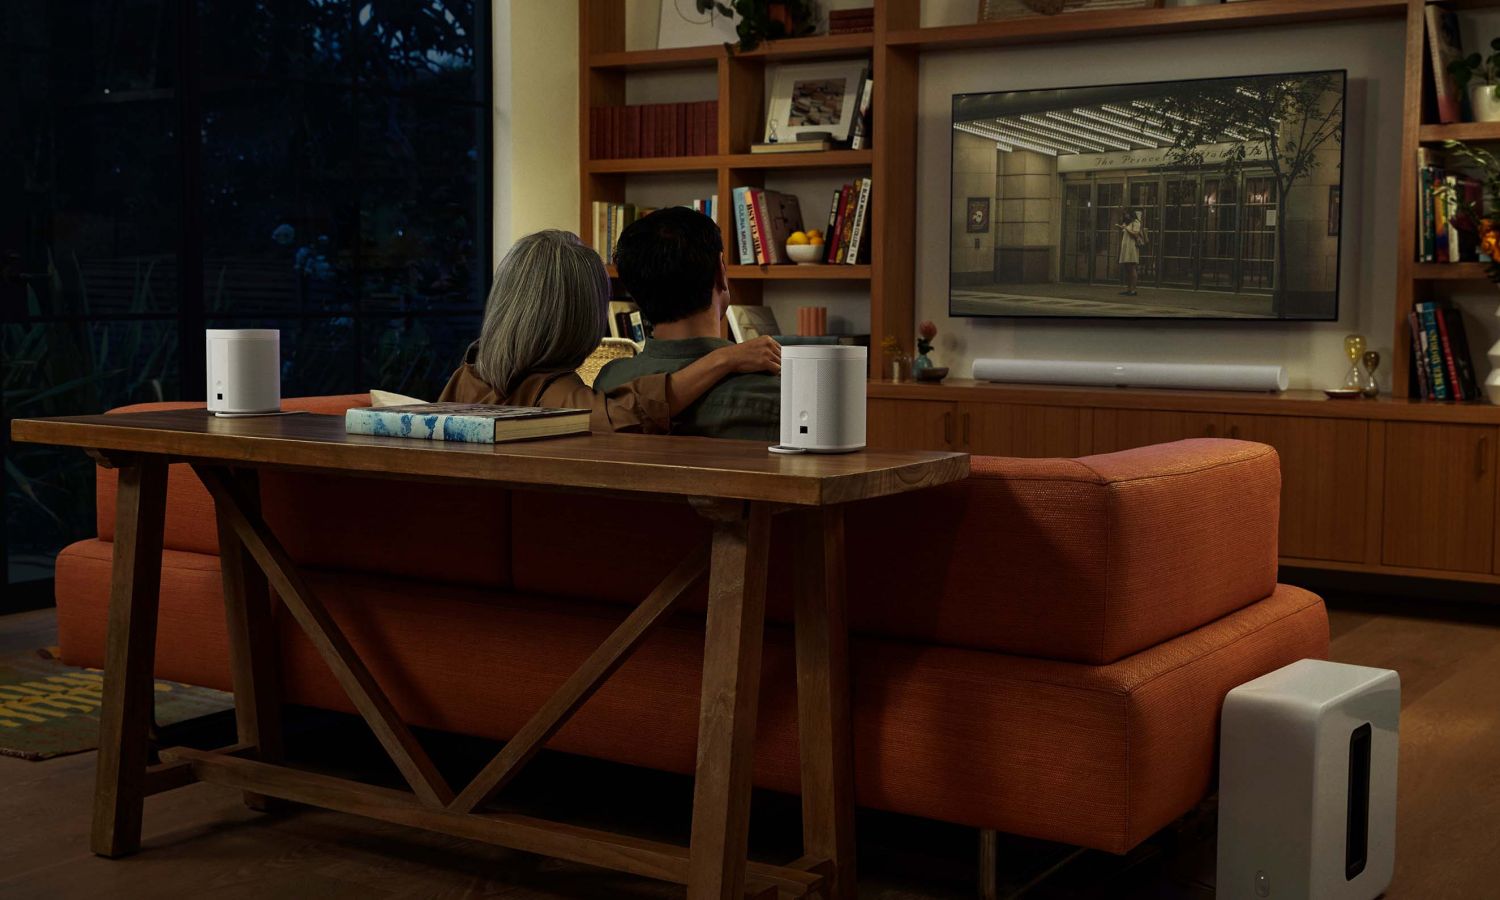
1473;84;1500;123
1360;350;1381;398
914;320;939;377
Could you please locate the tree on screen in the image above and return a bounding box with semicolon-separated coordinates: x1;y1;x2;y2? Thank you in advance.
1144;73;1343;315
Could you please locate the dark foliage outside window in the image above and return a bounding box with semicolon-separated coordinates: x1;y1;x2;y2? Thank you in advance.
1;0;492;605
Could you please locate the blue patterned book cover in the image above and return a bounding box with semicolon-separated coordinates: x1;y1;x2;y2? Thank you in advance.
345;403;589;444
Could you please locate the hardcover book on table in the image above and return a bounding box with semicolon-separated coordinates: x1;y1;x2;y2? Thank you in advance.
345;404;589;444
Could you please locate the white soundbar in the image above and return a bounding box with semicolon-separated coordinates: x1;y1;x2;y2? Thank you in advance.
971;358;1288;393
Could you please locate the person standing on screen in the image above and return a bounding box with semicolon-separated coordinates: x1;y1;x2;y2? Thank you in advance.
1118;210;1144;297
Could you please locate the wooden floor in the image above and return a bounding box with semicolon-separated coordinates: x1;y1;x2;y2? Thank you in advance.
1;597;1497;899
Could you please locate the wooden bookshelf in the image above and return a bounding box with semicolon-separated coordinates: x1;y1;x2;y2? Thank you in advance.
579;2;898;374
1418;121;1500;143
883;0;1404;51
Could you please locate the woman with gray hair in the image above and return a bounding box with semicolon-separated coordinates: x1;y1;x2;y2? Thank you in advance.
439;229;779;432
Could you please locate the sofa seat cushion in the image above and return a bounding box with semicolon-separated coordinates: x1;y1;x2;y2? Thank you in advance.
512;439;1281;665
55;538;1326;853
94;397;513;590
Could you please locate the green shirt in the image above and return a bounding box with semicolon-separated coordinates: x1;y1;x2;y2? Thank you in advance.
595;337;780;442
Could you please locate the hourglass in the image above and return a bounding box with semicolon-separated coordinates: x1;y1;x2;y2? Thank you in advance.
1342;334;1367;392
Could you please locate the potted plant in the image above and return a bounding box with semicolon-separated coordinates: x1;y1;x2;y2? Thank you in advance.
1449;41;1500;122
697;0;819;52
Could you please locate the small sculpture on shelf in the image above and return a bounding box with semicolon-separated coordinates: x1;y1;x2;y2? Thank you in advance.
912;321;949;383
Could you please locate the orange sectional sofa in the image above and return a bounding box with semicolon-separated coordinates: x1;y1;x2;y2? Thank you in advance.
53;396;1328;855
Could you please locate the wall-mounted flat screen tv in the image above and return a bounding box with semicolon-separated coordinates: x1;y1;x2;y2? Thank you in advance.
949;70;1346;320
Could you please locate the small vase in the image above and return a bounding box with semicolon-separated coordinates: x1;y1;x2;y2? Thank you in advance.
912;353;933;376
1472;84;1500;123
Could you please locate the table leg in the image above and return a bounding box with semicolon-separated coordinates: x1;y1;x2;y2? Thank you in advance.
687;502;774;900
211;467;283;810
91;458;169;858
793;506;856;899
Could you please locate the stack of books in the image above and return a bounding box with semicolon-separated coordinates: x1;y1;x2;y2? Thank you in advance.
589;101;719;159
1407;301;1480;401
828;7;874;34
731;188;805;265
819;178;872;265
591;198;718;263
1416;149;1484;264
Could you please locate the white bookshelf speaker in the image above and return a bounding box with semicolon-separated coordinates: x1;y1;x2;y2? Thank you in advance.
771;345;867;454
1217;659;1400;900
205;329;281;416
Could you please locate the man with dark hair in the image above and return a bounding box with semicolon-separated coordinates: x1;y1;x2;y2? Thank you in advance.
596;207;781;441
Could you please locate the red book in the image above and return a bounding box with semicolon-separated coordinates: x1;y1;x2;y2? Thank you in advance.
696;101;709;155
826;185;850;263
644;105;657;158
1434;304;1465;400
708;101;719;153
836;185;859;264
589;108;600;159
749;189;773;265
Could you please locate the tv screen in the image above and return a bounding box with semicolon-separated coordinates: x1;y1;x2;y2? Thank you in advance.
949;70;1347;320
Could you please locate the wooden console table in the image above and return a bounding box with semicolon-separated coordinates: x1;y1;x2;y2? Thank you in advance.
11;409;967;899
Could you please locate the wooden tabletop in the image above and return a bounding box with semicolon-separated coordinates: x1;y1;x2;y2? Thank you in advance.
11;409;969;506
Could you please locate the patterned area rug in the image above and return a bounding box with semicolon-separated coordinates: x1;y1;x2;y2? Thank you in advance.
0;649;233;760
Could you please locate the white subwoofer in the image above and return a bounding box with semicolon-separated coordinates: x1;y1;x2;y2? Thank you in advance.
771;345;866;454
205;329;281;416
971;358;1288;393
1217;659;1400;900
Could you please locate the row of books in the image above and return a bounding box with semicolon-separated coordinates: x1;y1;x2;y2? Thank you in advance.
607;300;645;344
728;180;871;266
818;179;872;265
589;101;718;160
1408;302;1480;401
590;198;720;264
1417;151;1485;263
828;8;873;34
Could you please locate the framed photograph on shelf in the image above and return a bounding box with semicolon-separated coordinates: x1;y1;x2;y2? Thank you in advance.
764;61;869;145
656;0;739;49
978;0;1162;19
966;198;991;233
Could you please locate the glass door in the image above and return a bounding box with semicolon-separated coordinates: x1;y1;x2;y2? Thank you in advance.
1160;176;1200;288
1092;180;1125;285
1127;178;1160;285
1060;181;1093;283
1200;176;1239;291
1240;175;1277;292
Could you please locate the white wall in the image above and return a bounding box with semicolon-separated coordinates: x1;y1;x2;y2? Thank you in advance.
917;19;1404;391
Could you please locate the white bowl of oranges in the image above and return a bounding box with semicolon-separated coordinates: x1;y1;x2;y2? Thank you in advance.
785;229;825;264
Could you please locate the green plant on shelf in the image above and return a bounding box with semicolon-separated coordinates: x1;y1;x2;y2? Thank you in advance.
1449;39;1500;101
699;0;819;52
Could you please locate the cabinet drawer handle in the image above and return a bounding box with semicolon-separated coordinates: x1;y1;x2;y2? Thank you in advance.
1205;422;1218;437
943;411;955;447
1228;424;1241;440
1479;436;1491;480
962;412;971;446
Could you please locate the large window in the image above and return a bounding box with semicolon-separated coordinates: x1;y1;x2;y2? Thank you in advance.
2;0;492;607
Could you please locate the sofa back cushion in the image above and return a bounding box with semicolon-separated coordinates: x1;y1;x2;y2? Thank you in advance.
511;439;1280;665
96;396;513;589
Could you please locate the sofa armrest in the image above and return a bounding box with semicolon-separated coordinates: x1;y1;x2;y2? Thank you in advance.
96;394;371;554
845;439;1280;664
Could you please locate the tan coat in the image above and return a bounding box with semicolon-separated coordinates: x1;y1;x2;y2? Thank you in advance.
438;362;672;435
